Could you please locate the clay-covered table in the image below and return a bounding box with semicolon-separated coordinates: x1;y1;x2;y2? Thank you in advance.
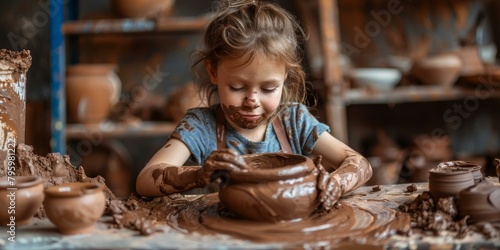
1;180;499;250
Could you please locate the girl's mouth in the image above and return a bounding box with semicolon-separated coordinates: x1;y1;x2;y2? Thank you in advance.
240;114;261;121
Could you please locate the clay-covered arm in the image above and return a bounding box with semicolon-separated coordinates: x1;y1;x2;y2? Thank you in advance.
136;146;247;197
136;164;204;196
330;153;372;194
312;132;373;210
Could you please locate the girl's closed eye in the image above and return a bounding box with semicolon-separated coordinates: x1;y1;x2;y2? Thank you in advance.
262;87;278;93
229;85;245;92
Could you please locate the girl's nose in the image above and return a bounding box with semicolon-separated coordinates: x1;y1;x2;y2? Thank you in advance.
243;91;257;106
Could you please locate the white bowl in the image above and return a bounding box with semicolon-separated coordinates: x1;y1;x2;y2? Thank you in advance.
348;68;402;90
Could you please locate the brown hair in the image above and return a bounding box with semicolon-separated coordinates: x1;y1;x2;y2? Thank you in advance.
191;0;307;114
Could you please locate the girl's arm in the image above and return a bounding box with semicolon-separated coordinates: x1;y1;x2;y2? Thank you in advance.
312;132;373;208
136;138;198;196
136;136;247;197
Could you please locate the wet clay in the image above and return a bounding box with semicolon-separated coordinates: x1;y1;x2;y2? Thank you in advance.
0;49;31;170
219;153;320;222
108;191;411;247
0;144;116;217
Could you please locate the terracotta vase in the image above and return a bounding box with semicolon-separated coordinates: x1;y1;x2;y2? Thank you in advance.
218;153;320;222
44;182;106;235
459;181;500;223
0;176;44;226
66;64;121;124
428;166;474;202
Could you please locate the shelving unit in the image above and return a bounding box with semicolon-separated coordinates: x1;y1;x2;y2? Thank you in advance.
50;3;210;154
317;0;500;153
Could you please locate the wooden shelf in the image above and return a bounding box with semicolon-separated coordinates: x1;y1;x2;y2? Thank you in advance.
66;121;176;139
343;85;493;105
62;16;210;35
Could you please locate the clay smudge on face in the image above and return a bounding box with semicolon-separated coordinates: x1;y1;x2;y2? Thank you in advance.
221;104;267;129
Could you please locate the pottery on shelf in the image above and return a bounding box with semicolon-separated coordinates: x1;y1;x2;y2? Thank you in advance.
66;64;121;124
113;0;175;18
218;153;320;222
428;166;475;202
459;181;500;223
410;53;462;87
0;176;44;226
44;182;106;235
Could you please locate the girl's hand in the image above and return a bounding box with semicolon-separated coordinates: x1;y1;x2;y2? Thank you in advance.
196;149;248;186
315;156;342;211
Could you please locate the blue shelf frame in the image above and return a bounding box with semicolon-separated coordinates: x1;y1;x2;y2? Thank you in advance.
49;0;65;154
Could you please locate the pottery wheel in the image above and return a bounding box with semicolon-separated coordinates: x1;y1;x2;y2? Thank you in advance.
165;193;410;247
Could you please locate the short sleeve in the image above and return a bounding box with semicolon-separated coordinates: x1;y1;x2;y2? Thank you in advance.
280;103;330;155
170;107;218;165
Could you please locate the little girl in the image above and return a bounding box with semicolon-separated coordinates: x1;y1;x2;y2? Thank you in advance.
136;0;372;211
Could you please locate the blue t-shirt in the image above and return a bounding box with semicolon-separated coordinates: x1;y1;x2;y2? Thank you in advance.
171;103;330;165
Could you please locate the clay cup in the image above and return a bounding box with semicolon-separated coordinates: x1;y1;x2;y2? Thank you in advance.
218;153;320;222
44;182;105;235
0;176;44;226
428;166;474;202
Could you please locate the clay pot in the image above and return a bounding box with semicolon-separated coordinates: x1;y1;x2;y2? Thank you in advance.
459;181;500;223
218;153;320;222
66;64;121;124
113;0;175;18
428;166;474;202
410;54;462;87
0;176;44;226
44;182;105;235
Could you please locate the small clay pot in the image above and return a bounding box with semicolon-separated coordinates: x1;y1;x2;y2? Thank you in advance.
459;181;500;223
428;166;474;202
437;161;483;184
44;182;105;235
0;176;44;226
218;153;320;222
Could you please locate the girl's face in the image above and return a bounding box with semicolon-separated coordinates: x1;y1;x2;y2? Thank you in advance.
207;55;286;131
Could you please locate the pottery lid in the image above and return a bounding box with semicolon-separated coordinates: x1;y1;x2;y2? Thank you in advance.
44;182;103;197
0;176;43;189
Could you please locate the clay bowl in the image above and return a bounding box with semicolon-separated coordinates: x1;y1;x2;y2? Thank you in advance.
218;153;320;222
0;176;44;226
410;54;462;87
348;68;402;90
44;182;105;235
428;166;474;202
